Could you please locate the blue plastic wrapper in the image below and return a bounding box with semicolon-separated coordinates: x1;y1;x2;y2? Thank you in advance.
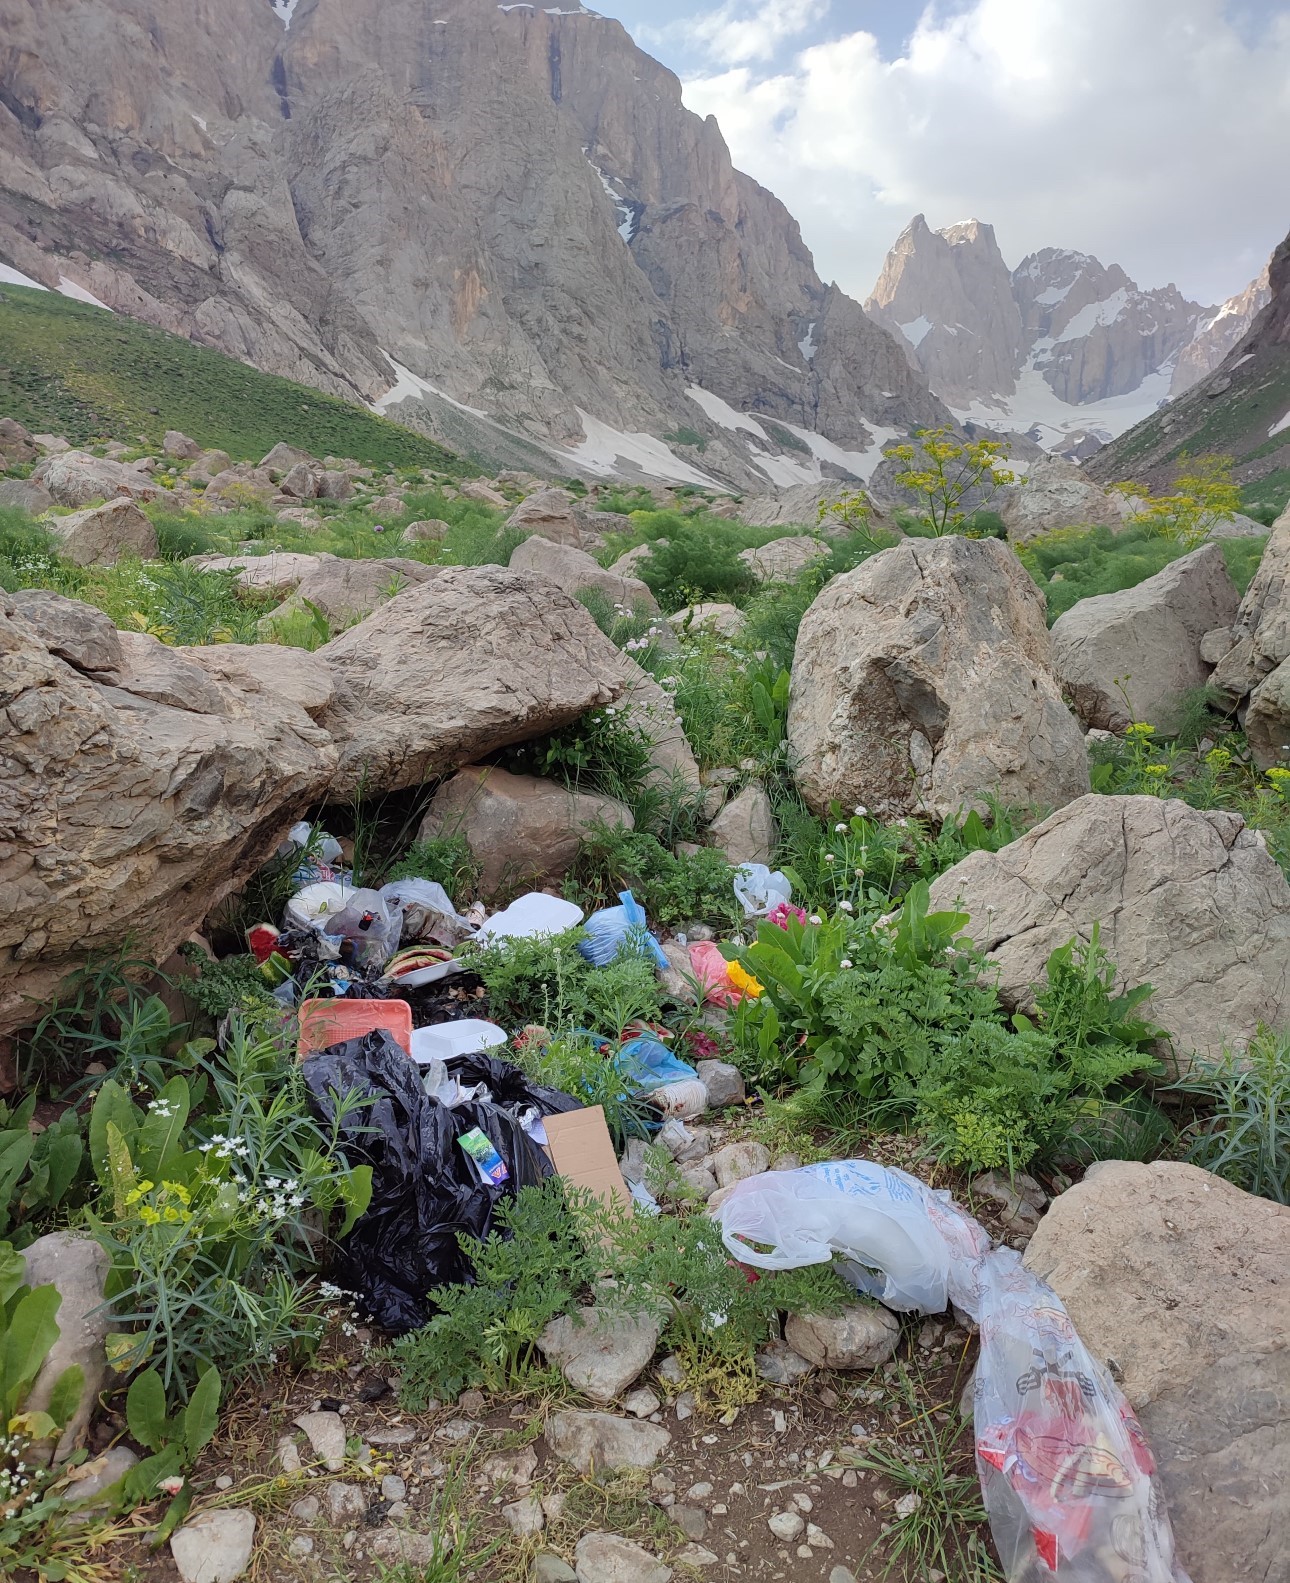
578;890;669;970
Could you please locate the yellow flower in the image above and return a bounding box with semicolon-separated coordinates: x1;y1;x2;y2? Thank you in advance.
1205;747;1232;772
1267;766;1290;788
1142;763;1169;777
1125;722;1156;742
727;961;763;999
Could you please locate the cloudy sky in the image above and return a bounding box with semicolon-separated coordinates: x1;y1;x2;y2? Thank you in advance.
595;0;1290;308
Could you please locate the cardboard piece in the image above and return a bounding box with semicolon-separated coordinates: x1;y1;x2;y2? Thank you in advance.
542;1105;631;1210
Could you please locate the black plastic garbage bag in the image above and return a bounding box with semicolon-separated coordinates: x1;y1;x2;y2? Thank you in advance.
302;1029;579;1332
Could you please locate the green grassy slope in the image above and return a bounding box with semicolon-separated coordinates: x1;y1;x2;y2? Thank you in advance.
0;283;469;474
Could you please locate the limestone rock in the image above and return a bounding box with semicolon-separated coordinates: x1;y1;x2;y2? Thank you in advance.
738;535;829;584
711;1141;769;1188
190;551;325;595
170;1509;256;1583
324;1481;367;1522
668;602;744;637
539;1306;661;1405
20;1234;110;1463
1244;660;1290;767
695;1060;745;1109
112;629;228;713
996;460;1132;544
368;1528;459;1568
259;442;315;477
705;784;773;867
0;416;37;463
43;498;158;567
32;450;176;509
62;1446;139;1507
402;518;450;542
188;449;233;483
502;1493;545;1535
186;643;334;718
785;1303;900;1370
163;430;202;460
278;461;319;499
202;465;277;507
535;1555;579;1583
574;1532;672;1583
368;492;406;516
264;557;439;636
0;594;336;1036
458;479;509;508
1024;1161;1289;1583
419;764;633;897
510;535;659;613
927;793;1290;1071
8;590;123;677
0;477;55;514
599;648;702;792
789;536;1089;820
507;489;583;546
544;1410;671;1475
316;470;354;502
1050;544;1240;731
316;567;629;797
609;543;659;578
295;1411;347;1472
756;1340;815;1384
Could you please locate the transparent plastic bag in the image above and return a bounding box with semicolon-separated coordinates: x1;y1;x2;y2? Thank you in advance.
713;1161;1190;1583
714;1160;984;1312
578;890;669;970
319;888;401;969
733;862;792;918
379;878;474;947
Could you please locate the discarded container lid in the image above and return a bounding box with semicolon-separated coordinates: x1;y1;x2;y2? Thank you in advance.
409;1018;508;1064
298;997;413;1060
285;879;356;932
475;892;584;942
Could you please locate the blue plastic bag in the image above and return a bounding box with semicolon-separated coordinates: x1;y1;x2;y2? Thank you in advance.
615;1035;698;1092
578;890;669;971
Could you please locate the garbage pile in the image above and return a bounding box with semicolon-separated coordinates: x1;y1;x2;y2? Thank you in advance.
715;1163;1191;1583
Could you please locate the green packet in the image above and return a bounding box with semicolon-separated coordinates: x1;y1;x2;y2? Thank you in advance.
458;1126;509;1185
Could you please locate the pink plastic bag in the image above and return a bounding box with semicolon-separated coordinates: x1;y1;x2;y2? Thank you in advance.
689;941;744;1006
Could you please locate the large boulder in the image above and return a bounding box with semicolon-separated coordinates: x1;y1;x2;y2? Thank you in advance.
668;602;743;638
419;765;633;895
20;1233;111;1463
996;459;1132;543
0;594;337;1036
1209;504;1290;765
278;461;319;500
0;416;38;464
188;449;234;484
788;536;1089;820
190;551;327;597
738;534;830;584
600;649;702;793
927;793;1290;1070
0;477;55;514
458;478;509;507
163;430;202;461
705;784;774;866
1050;544;1240;731
315;470;354;503
201;465;277;507
7;590;123;677
506;488;582;546
45;498;158;566
509;535;659;613
315;566;632;798
32;450;177;509
1024;1161;1289;1583
261;557;439;635
258;442;315;478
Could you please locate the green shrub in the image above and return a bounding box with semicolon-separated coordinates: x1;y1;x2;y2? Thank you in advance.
565;823;741;929
1173;1027;1290;1202
0;1097;88;1247
383;834;481;901
638;522;756;610
505;704;654;805
469;929;594;1030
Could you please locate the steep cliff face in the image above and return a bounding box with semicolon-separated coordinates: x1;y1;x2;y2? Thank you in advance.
867;216;1210;457
1086;226;1290;495
1169;266;1272;396
0;0;946;487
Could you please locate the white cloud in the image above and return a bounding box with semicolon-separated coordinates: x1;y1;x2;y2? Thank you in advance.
674;0;1290;305
640;0;829;67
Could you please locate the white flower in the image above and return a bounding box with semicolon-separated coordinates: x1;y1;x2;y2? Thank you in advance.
159;1475;185;1496
854;805;868;817
809;914;822;925
834;822;847;833
838;901;854;913
839;958;853;969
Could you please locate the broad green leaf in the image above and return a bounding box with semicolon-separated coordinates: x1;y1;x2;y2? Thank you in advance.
89;1080;138;1191
135;1076;191;1181
44;1132;84;1207
0;1243;27;1307
337;1166;373;1239
1;1283;61;1418
104;1121;136;1219
183;1366;221;1460
45;1363;85;1430
126;1367;169;1453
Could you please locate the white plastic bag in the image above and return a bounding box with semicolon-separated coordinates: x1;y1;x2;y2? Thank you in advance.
715;1160;985;1312
733;863;792;918
318;887;401;969
476;892;584;942
379;878;474;947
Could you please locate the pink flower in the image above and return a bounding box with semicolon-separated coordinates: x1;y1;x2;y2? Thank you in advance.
159;1475;185;1497
767;902;808;930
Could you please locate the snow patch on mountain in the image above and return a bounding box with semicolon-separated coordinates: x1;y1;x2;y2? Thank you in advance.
57;275;113;311
954;357;1175;450
798;321;817;360
899;315;933;349
1271;409;1290;439
563;410;719;486
0;262;46;291
1054;288;1130;342
371;355;488;419
586;156;639;243
268;0;301;26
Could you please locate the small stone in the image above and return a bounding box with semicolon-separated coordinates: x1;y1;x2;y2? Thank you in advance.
324;1482;367;1523
288;1536;314;1559
539;1306;662;1405
806;1523;834;1548
768;1510;805;1541
684;1482;714;1501
276;1436;302;1473
481;1446;539;1486
673;1543;720;1567
458;1389;486;1414
830;1569;859;1583
842;1471;857;1489
534;1555;579;1583
756;1340;815;1385
289;1495;320;1522
170;1509;256;1583
573;1530;672;1583
710;1141;770;1188
672;1504;708;1539
792;1493;813;1512
367;1427;418;1447
381;1474;406;1502
544;1410;672;1475
62;1446;138;1508
623;1387;662;1418
678;1164;718;1200
215;1475;233;1491
797;1545;814;1558
386;1501;410;1519
893;1492;922;1518
542;1490;567;1522
785;1303;900;1370
295;1410;347;1472
674;1391;696;1421
695;1061;745;1109
658;1354;685;1386
502;1493;545;1535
